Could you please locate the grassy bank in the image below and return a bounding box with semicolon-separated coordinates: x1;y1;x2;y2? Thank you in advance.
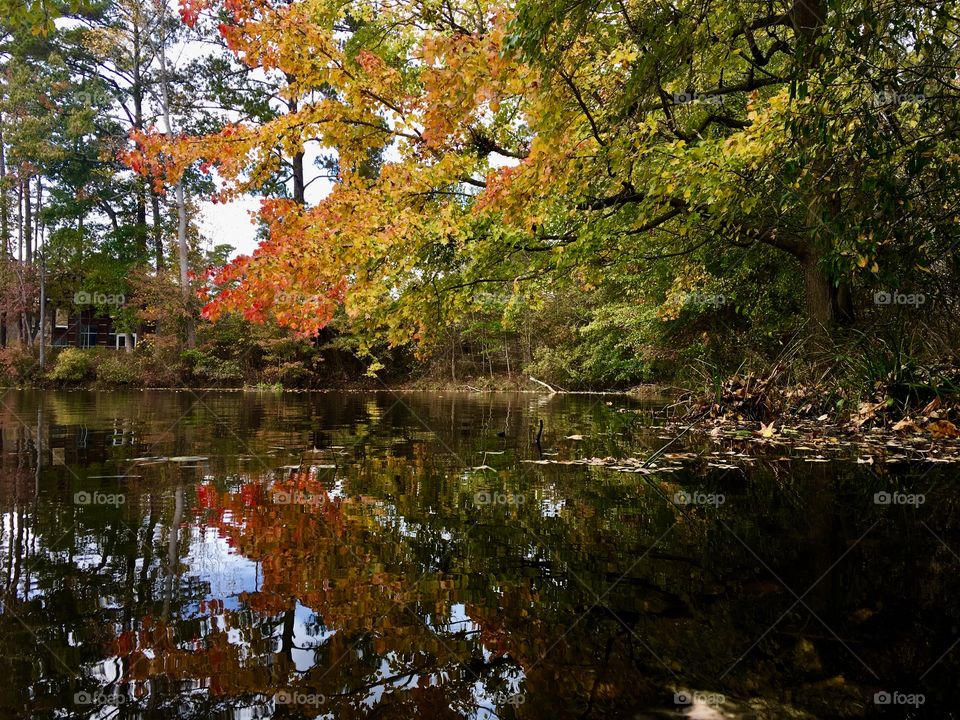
3;317;958;438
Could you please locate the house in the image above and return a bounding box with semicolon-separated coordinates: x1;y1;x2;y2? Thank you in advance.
1;307;138;350
51;307;138;350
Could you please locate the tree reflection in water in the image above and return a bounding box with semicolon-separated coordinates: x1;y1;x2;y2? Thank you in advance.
0;390;956;718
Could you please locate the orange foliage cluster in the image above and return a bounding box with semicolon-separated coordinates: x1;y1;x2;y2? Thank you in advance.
122;0;541;343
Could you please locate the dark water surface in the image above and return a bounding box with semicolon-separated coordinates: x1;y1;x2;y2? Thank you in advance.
0;389;955;719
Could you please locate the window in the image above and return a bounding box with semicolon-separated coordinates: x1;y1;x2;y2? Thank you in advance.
80;326;96;348
115;333;137;350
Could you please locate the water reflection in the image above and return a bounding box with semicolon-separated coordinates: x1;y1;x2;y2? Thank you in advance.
0;390;956;719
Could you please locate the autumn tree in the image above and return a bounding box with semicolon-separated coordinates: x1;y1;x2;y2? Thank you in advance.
130;0;960;358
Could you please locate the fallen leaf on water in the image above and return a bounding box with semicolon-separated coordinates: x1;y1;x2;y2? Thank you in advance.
759;421;776;438
892;417;921;433
853;401;884;428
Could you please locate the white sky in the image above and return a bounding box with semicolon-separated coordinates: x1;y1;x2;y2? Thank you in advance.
196;145;335;258
197;196;261;256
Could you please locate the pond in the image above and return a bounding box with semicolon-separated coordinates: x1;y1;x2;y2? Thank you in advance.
0;389;953;719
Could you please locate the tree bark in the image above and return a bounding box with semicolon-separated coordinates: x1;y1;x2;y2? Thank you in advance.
22;177;34;347
801;247;854;332
151;189;164;269
0;129;8;257
34;176;42;254
135;180;148;259
284;85;307;205
0;130;7;347
292;151;305;204
175;182;194;347
153;2;195;348
16;181;21;263
38;258;45;369
22;176;31;264
132;9;148;261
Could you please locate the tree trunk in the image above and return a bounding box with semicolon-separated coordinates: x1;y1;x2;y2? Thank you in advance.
153;2;195;348
38;257;45;369
280;606;296;663
0;129;7;347
34;176;41;256
0;128;8;257
292;150;305;204
132;12;148;261
22;176;31;263
162;482;183;620
176;182;194;348
151;189;164;270
135;180;148;259
22;178;34;347
285;87;306;205
801;249;854;332
16;181;21;263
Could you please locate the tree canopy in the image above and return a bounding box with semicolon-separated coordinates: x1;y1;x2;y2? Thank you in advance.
125;0;959;359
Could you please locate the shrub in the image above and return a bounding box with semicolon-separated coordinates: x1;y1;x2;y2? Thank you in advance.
181;348;243;385
198;358;243;383
261;361;312;387
0;346;37;385
50;348;93;382
135;334;184;386
96;353;138;385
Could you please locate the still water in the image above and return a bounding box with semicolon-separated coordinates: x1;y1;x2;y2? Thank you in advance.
0;390;954;719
